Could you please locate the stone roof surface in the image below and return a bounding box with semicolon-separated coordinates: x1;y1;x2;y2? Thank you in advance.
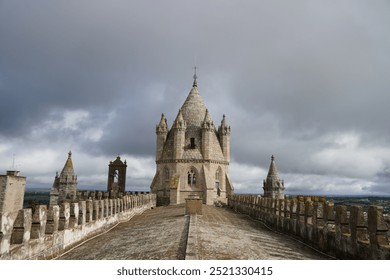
180;86;207;128
57;205;331;260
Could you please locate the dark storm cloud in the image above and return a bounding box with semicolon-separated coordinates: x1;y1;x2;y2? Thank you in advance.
1;0;390;194
362;168;390;196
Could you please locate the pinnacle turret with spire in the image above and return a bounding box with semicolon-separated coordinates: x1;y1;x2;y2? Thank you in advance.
263;155;285;199
49;151;78;206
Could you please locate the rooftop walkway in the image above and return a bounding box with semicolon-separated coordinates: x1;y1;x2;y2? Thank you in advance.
57;204;332;260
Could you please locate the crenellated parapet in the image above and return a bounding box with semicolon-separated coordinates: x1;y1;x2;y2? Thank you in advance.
0;193;156;260
74;190;150;200
228;194;390;259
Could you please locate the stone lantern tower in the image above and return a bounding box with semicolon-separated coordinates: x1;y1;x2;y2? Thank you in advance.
151;74;234;205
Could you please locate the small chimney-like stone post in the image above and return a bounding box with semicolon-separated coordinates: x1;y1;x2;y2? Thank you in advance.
185;193;202;215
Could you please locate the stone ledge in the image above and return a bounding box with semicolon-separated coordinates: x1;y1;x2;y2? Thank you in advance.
185;214;199;260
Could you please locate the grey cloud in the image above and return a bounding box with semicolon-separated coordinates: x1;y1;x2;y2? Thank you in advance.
1;1;390;194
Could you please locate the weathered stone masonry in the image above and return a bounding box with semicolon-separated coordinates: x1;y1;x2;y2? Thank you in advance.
228;194;390;259
0;192;156;260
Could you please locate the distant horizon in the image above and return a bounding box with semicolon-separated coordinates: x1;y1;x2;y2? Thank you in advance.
24;185;390;198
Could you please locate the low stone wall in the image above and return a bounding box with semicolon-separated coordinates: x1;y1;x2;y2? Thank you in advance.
0;193;156;260
228;194;390;259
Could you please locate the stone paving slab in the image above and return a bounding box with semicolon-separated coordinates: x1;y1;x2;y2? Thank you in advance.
58;205;189;260
57;204;331;260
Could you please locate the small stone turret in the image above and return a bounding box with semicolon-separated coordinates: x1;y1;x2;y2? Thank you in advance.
202;109;214;160
263;155;285;199
218;114;231;162
107;155;127;196
172;109;186;159
50;151;78;206
156;113;168;160
0;170;26;215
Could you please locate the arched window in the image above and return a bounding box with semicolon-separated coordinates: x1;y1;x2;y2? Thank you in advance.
215;169;220;181
187;169;197;185
164;168;170;181
215;168;221;196
190;138;196;149
113;170;119;183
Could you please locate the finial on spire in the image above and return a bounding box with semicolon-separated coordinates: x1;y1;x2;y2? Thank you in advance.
193;66;198;87
271;155;275;161
68;150;72;158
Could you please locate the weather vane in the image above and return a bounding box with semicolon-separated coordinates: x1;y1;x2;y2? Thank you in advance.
193;66;198;87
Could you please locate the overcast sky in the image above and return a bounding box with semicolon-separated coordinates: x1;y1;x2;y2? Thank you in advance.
1;0;390;196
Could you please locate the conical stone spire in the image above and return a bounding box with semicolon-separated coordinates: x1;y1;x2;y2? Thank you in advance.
173;109;186;129
266;155;280;180
263;155;285;199
202;109;214;130
180;78;207;128
218;114;231;136
61;151;74;175
59;150;77;184
156;113;168;134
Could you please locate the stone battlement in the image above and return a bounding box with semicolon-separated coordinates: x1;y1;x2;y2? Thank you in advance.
228;194;390;259
0;193;156;260
75;190;150;200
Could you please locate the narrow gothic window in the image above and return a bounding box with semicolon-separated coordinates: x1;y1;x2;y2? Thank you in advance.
164;168;170;181
215;169;221;196
190;138;196;149
113;170;119;183
188;170;196;185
